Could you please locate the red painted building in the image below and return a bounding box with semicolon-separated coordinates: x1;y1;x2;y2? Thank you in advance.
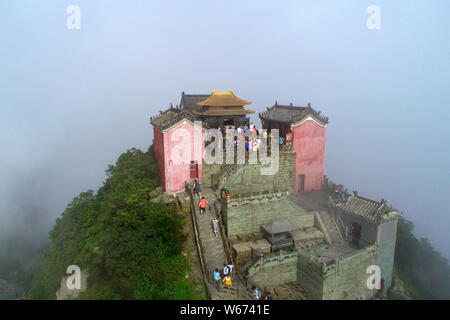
151;93;328;194
151;90;255;193
259;102;328;192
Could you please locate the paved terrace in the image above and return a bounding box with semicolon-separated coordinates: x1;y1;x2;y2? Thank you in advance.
292;190;329;212
302;242;358;265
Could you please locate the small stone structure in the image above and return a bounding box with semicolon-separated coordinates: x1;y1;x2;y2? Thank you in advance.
261;219;296;252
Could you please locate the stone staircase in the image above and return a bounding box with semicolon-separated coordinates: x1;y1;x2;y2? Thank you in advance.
318;210;343;244
190;187;254;300
193;189;227;275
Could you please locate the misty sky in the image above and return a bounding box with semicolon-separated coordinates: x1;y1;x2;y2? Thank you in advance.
1;1;449;257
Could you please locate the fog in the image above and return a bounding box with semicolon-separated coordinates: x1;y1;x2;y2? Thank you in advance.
1;0;449;273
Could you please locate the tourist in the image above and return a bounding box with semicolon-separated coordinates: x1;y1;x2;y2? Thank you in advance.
227;261;234;277
256;137;261;150
243;123;248;133
279;136;284;146
252;286;261;299
212;218;219;237
199;196;208;214
237;125;242;134
263;292;272;300
245;139;249;152
213;268;221;290
335;188;342;200
222;264;230;277
193;178;202;197
222;274;232;286
263;130;268;139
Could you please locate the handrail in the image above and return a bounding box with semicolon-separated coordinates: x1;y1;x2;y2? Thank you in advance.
215;201;233;265
185;182;212;298
329;214;344;241
336;214;348;241
314;211;332;245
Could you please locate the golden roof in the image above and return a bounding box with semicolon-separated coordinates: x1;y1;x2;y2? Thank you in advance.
196;90;252;107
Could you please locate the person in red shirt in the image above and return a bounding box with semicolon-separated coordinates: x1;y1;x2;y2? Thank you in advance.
199;197;208;214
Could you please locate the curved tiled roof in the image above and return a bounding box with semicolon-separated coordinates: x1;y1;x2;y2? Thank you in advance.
179;92;210;113
196;90;252;107
150;106;198;132
259;102;328;126
336;195;398;224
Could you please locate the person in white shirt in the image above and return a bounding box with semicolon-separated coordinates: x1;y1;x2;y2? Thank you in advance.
222;264;229;277
256;137;261;151
227;261;234;277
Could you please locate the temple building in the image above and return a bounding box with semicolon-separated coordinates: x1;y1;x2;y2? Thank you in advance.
149;91;398;300
180;90;255;128
259;102;329;192
151;90;328;193
151;90;255;193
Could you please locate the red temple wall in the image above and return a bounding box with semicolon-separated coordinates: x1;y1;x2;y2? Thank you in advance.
153;127;166;188
292;119;326;192
154;122;204;193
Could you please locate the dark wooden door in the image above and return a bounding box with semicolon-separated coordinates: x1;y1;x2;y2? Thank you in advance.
190;161;198;179
298;175;305;193
352;223;361;246
380;278;385;292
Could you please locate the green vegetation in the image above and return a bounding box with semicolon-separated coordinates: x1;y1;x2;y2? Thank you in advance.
28;147;202;300
394;217;450;299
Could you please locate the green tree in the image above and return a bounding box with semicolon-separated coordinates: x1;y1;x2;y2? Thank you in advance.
28;147;200;300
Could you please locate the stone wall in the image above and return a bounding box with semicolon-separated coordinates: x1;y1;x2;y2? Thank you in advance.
330;199;398;292
377;219;398;291
224;149;296;194
322;245;376;300
248;251;299;289
221;192;314;238
331;206;378;246
201;162;222;188
245;243;377;300
297;245;377;300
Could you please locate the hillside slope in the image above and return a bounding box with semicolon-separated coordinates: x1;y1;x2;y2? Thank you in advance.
27;146;203;300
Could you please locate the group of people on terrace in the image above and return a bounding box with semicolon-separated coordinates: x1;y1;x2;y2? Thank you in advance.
217;122;285;153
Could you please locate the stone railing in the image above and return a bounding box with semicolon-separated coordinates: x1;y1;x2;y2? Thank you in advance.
185;181;211;298
246;249;300;280
227;190;290;206
335;214;349;241
313;211;332;245
298;243;377;279
214;201;233;266
328;196;350;241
